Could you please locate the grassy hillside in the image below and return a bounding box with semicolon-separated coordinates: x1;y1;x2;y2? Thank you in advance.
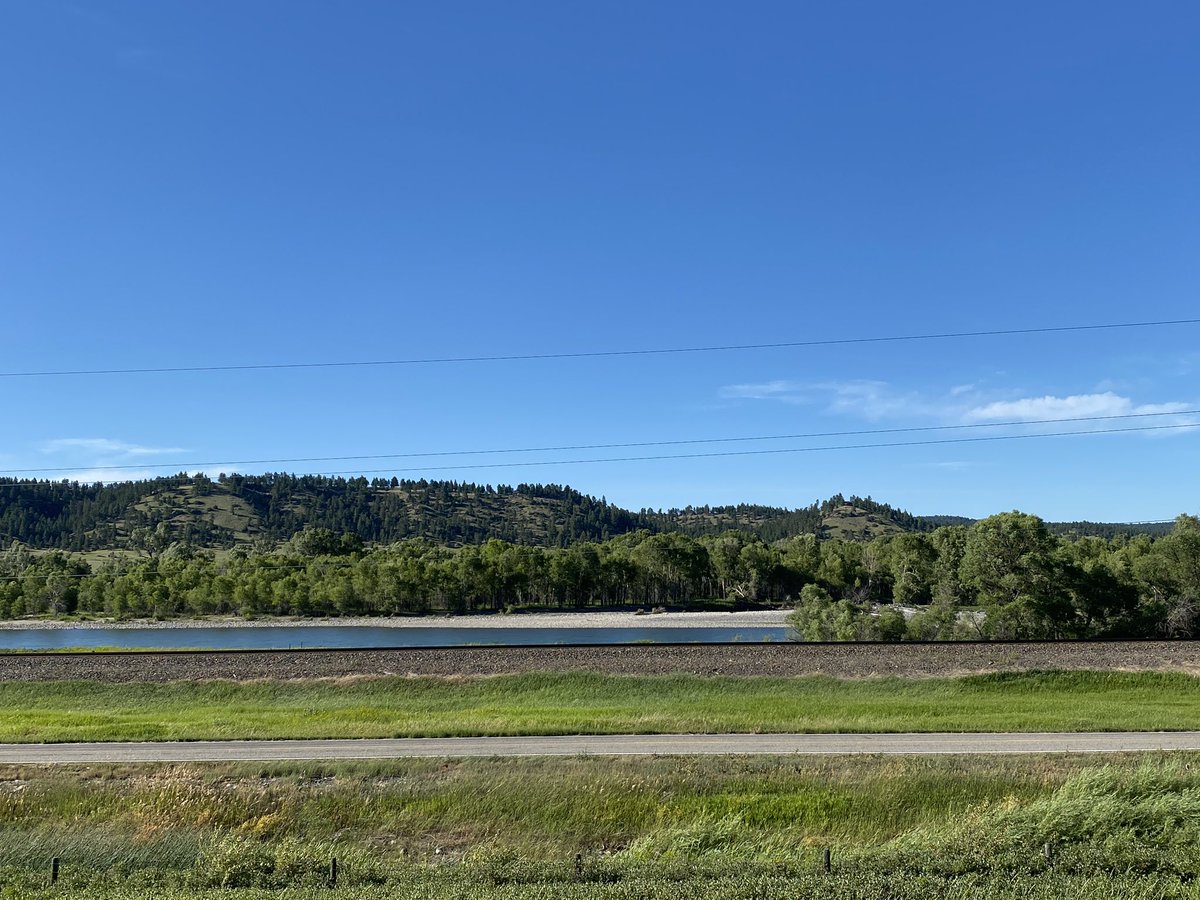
818;503;909;540
0;474;1170;553
0;476;933;552
0;475;650;552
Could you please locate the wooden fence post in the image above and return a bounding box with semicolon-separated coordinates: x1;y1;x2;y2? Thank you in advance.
329;856;338;887
50;857;60;885
823;847;831;873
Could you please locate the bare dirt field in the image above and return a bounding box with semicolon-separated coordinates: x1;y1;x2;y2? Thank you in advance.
3;640;1200;683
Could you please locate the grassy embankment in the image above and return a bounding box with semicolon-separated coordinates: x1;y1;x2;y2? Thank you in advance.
3;754;1200;897
2;671;1200;742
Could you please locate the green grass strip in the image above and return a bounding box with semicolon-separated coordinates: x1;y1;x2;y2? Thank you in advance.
2;671;1199;743
4;755;1200;896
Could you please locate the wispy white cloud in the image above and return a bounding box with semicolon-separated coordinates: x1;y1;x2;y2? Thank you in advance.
54;467;222;485
717;380;807;402
41;438;187;457
719;379;1199;436
822;381;937;421
21;437;196;483
965;392;1133;421
1134;401;1197;416
718;379;955;420
964;392;1197;431
56;468;171;484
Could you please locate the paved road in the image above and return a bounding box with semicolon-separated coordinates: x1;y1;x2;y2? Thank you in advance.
4;732;1200;763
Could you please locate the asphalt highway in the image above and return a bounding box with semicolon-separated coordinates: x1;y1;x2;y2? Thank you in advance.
3;732;1200;763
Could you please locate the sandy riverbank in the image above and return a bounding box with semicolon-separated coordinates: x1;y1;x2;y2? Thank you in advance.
0;609;794;630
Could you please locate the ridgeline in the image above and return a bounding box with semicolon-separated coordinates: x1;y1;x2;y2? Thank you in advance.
0;473;1170;553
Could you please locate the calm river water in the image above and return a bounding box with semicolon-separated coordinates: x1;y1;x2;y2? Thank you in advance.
0;625;796;652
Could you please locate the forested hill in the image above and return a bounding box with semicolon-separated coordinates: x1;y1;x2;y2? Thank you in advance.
0;474;646;551
649;494;929;542
0;475;933;551
0;474;1171;552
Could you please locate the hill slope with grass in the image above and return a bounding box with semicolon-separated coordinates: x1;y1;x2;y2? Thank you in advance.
0;474;1169;552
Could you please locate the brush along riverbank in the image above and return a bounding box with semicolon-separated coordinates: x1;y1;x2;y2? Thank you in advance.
3;755;1200;897
2;671;1200;743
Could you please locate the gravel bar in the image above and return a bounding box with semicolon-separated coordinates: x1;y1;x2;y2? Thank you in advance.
3;641;1200;683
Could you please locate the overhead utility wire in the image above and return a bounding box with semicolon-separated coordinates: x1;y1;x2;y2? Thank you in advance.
307;422;1194;476
1;318;1198;378
2;408;1197;476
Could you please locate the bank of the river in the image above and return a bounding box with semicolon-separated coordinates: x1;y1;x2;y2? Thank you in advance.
0;609;791;630
3;640;1199;683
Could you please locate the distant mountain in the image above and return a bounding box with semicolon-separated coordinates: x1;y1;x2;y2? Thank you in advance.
1045;519;1174;539
0;474;1174;552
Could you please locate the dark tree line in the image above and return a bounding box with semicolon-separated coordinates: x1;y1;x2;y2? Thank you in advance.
4;474;1167;555
2;511;1198;640
0;475;656;551
0;477;942;551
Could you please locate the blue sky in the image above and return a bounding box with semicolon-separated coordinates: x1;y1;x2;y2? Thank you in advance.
1;1;1197;521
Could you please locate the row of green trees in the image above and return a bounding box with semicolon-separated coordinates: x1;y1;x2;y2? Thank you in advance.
1;512;1198;639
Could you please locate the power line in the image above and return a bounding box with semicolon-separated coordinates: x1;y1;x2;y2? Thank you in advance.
2;318;1198;378
3;408;1197;477
299;421;1197;476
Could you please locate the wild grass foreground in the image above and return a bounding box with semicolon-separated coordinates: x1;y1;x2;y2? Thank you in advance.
2;671;1200;743
4;755;1200;897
